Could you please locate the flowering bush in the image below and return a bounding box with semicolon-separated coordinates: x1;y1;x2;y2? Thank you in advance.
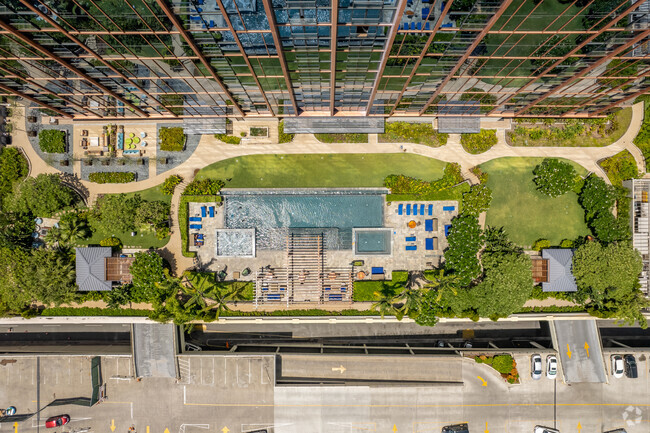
532;158;577;197
461;130;498;154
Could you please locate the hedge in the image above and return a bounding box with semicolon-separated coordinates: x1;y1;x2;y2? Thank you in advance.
278;120;294;143
159;127;185;151
42;307;150;316
183;178;225;195
215;134;241;145
88;172;135;183
39;129;66;153
461;130;498;154
40;307;381;317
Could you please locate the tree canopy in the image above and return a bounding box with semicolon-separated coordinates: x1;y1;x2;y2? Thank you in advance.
444;215;484;285
533;158;577;197
7;174;78;217
129;251;167;303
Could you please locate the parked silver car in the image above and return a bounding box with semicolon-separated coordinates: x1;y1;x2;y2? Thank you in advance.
546;355;558;380
531;354;542;380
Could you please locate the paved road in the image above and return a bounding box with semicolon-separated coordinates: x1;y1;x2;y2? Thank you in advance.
2;352;649;433
554;320;607;383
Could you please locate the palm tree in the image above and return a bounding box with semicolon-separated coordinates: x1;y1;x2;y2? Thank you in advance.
57;215;91;245
371;288;400;319
182;272;233;318
397;287;424;319
424;270;460;303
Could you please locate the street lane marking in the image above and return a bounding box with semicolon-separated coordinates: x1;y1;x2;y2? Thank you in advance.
477;376;487;386
332;365;346;374
13;421;18;433
110;420;116;432
577;421;582;432
183;401;650;408
392;425;397;432
484;421;489;433
221;428;229;433
567;344;572;359
584;342;590;358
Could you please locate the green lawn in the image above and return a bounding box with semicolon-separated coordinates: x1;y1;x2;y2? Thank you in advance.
78;226;169;249
353;271;408;301
121;184;172;204
482;158;589;247
196;154;448;188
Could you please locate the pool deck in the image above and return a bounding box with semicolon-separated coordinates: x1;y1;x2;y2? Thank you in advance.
187;194;458;304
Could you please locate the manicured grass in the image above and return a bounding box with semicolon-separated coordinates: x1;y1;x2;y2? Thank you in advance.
353;271;408;301
78;225;169;249
482;158;589;247
196;154;448;188
121;184;172;204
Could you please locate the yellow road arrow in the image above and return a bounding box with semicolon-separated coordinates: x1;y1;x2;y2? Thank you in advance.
477;376;487;386
13;422;18;433
392;425;398;432
221;427;230;433
566;344;572;359
577;421;582;432
584;342;590;358
484;421;489;433
110;420;116;432
332;365;347;374
164;429;170;433
146;427;150;433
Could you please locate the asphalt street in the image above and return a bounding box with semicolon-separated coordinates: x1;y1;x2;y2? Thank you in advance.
0;352;648;433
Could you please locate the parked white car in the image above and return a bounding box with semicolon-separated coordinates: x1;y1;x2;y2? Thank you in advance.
546;355;558;380
531;354;542;380
534;427;560;433
611;355;624;379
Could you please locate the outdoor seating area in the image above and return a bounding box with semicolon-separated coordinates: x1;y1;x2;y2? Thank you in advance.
188;202;224;261
75;124;156;160
400;0;455;31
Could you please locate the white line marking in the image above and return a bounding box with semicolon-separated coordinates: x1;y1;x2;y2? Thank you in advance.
224;357;227;385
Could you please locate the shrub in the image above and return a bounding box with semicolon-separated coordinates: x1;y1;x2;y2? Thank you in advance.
161;175;183;195
183;178;225;195
462;184;492;216
379;122;448;147
278;120;294;143
444;215;484;285
491;354;515;374
215;134;241;145
532;158;577;197
250;127;267;137
461;130;497;154
470;166;488;184
560;239;574;248
156;226;170;240
159;127;185;151
314;133;368;143
384;163;463;196
100;236;122;249
88;172;135;183
39;129;66;153
599;150;639;186
532;239;551;251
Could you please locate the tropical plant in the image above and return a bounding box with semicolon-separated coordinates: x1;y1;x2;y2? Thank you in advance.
38;129;66;153
460;130;498;154
461;183;492;216
371;287;400;319
161;175;183;195
56;213;92;245
7;174;78;217
444;215;484;285
159;127;185;151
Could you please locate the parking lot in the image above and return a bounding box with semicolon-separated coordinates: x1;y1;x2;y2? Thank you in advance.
0;352;648;433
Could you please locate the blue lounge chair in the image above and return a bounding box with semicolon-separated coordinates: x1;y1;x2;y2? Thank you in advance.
280;287;286;291
425;238;434;250
406;236;416;242
262;287;268;291
189;217;201;222
209;206;215;218
406;245;417;251
189;224;202;230
329;294;343;301
425;22;430;30
445;224;451;237
209;19;214;28
406;204;411;215
407;0;413;5
428;204;433;215
341;287;347;293
422;7;430;18
441;1;446;13
189;15;201;21
417;22;422;30
410;22;416;30
412;204;418;216
201;207;207;217
398;204;404;215
372;267;384;275
443;205;456;211
441;23;453;28
425;219;434;232
268;294;281;301
324;287;331;291
420;204;425;215
196;0;204;4
196;234;204;240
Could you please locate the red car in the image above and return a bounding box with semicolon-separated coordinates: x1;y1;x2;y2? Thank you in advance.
45;415;70;428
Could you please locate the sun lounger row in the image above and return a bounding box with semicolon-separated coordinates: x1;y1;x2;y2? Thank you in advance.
324;287;348;293
397;203;434;216
200;206;216;218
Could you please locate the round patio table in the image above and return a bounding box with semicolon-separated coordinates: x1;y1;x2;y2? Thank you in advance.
356;271;366;280
408;220;416;229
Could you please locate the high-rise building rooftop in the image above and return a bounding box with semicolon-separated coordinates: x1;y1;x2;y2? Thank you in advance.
0;0;647;119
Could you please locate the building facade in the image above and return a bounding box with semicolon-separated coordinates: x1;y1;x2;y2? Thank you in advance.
0;0;647;119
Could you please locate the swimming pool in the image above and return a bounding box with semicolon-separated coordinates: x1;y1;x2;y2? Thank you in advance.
223;189;385;250
354;228;392;255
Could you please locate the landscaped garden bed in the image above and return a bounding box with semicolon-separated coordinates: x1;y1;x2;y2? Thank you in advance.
378;122;448;147
88;172;136;183
474;354;519;384
507;108;632;147
461;130;497;154
278;120;294;143
39;129;66;153
353;271;408;301
633;95;650;169
314;133;368;143
159;127;186;151
599;150;638;186
215;133;241;145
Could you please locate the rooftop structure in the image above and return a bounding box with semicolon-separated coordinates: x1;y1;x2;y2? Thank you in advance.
0;0;646;119
533;249;577;293
75;247;134;291
624;178;650;295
